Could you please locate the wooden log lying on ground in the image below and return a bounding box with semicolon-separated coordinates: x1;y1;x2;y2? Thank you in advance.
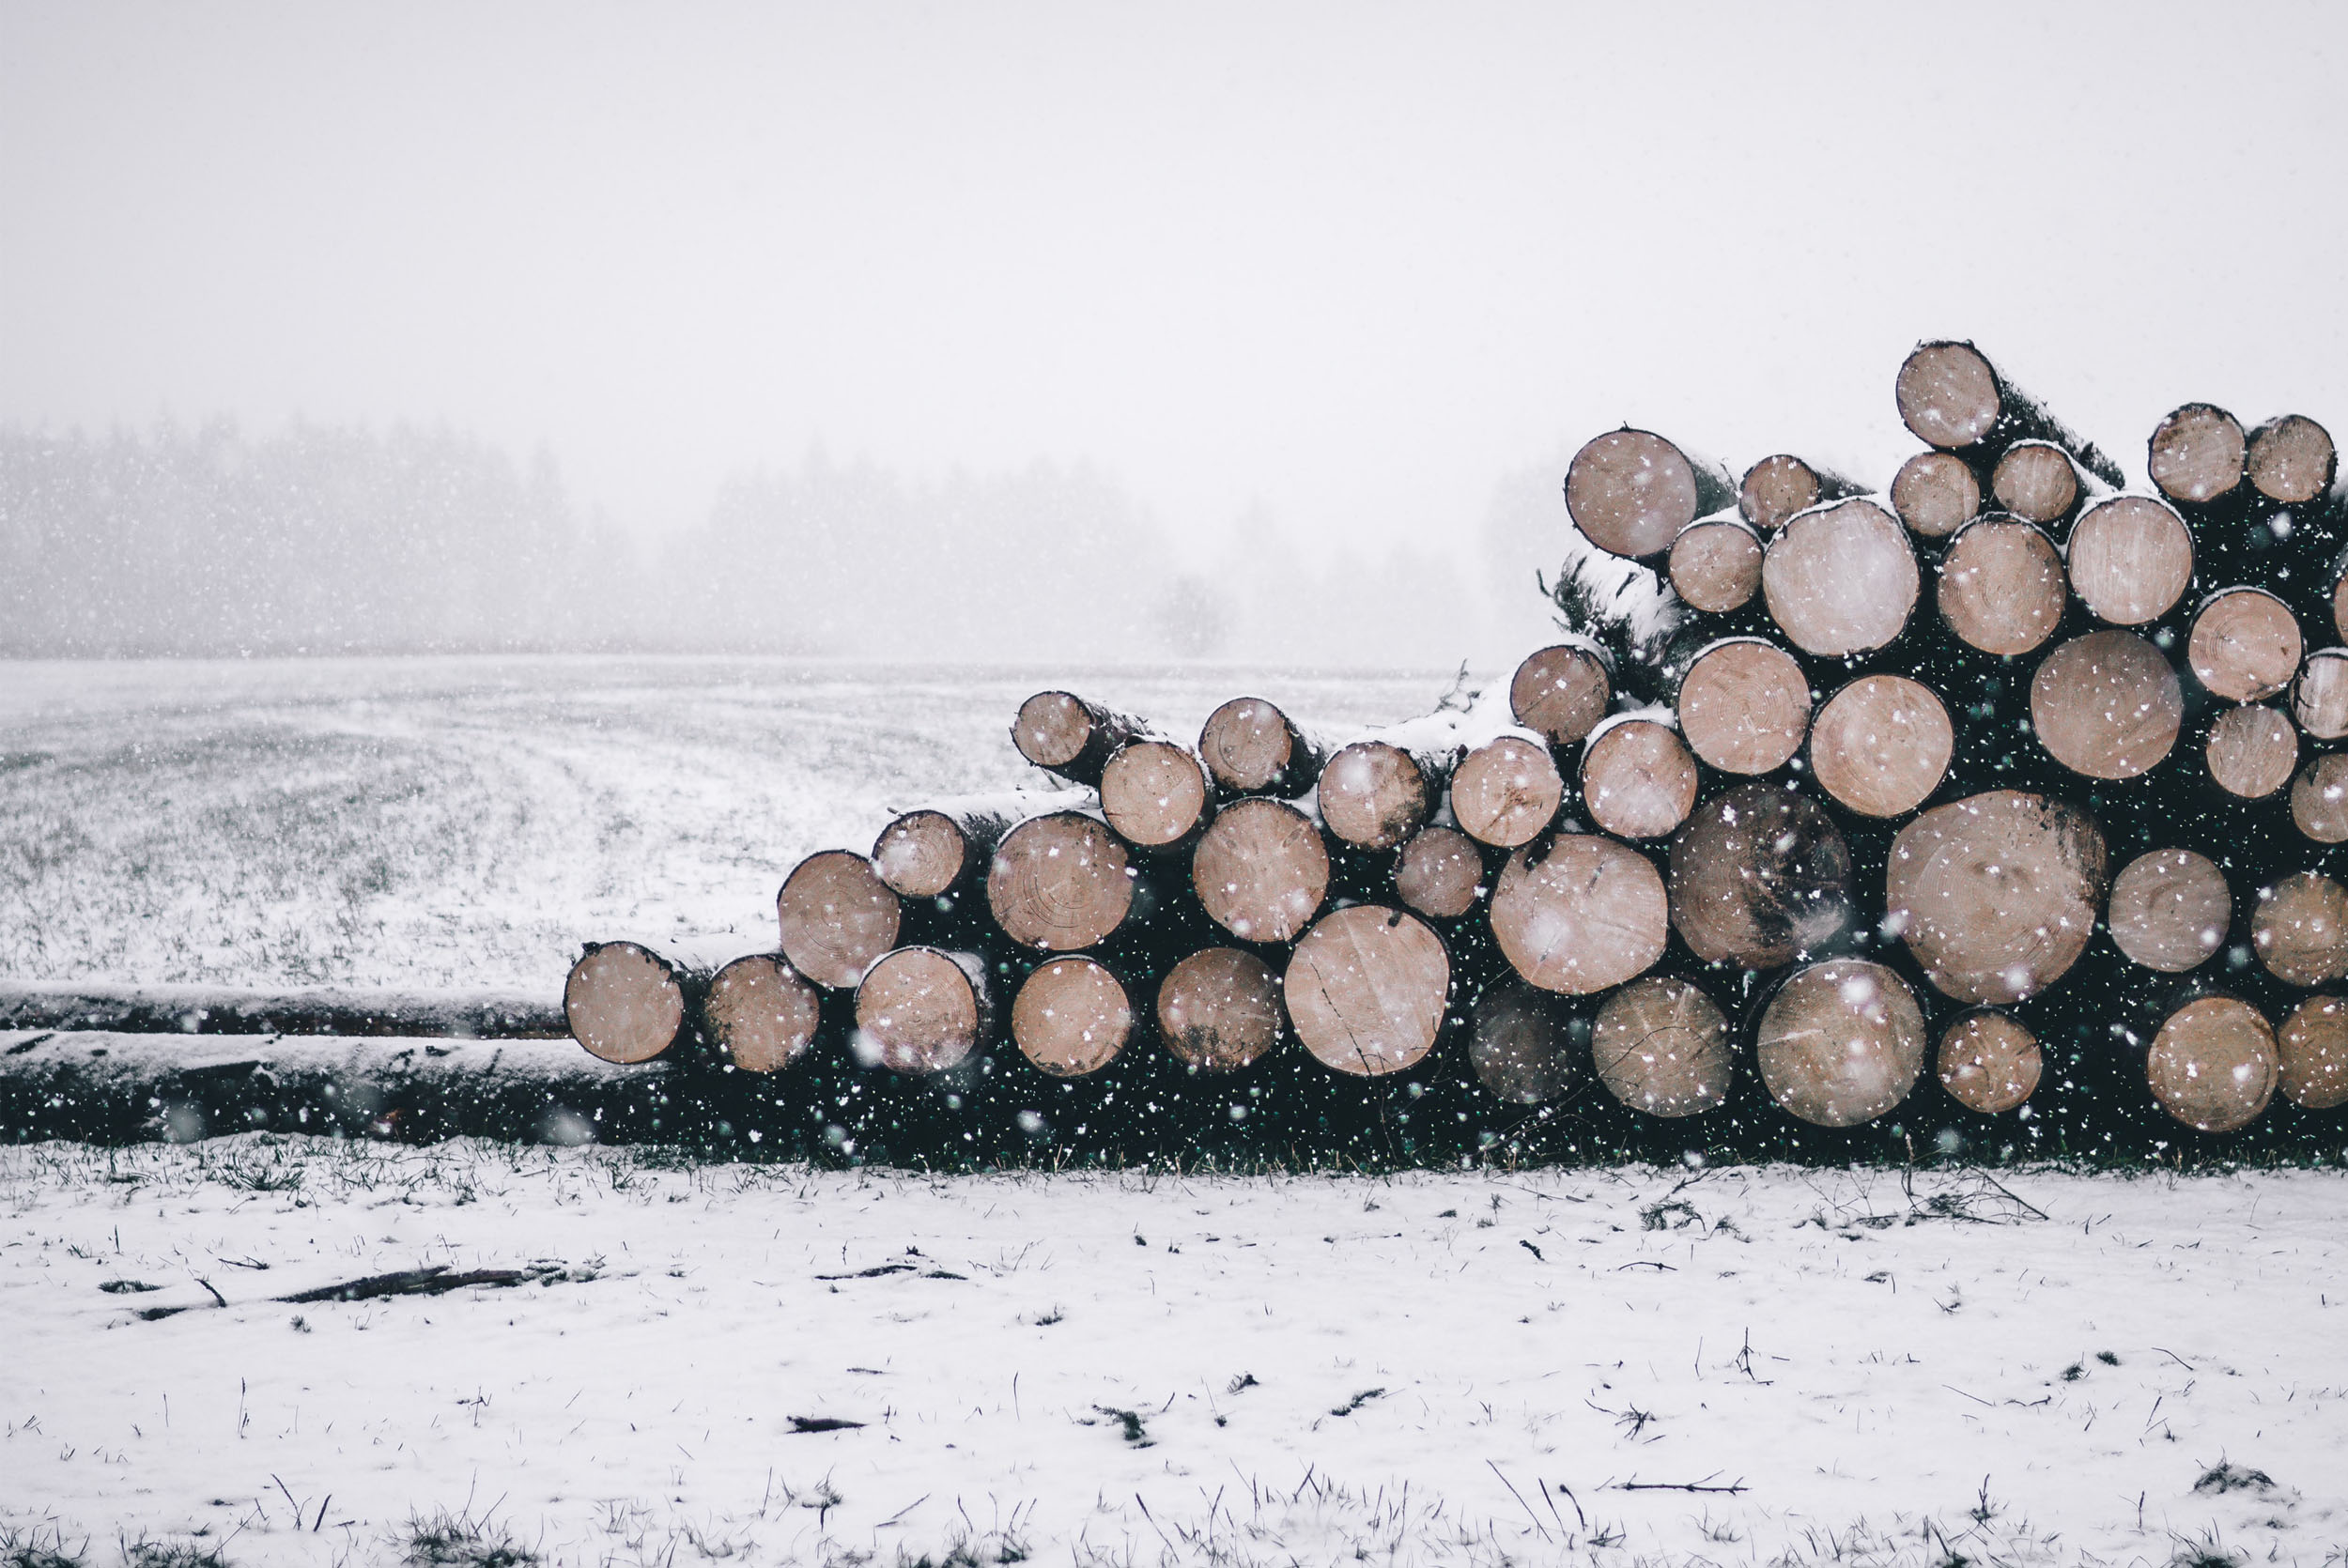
1893;340;2124;486
2293;650;2348;740
703;954;822;1072
1509;643;1614;746
1754;959;1926;1128
987;811;1135;951
2290;755;2348;843
2148;403;2247;508
1579;715;1699;839
1668;784;1854;969
2146;994;2277;1132
565;940;728;1065
2030;630;2184;779
1394;825;1485;919
2247;415;2338;507
1490;834;1669;993
1809;675;1953;818
1319;739;1441;850
1012;691;1153;788
1198;697;1326;797
1100;740;1213;849
1675;638;1810;776
1739;454;1866;532
1448;733;1564;848
1762;498;1920;656
778;852;903;989
1939;516;2066;655
1157;947;1285;1070
2107;849;2231;975
2250;871;2348;987
1284;905;1450;1075
1668;514;1764;611
1936;1011;2041;1115
0;981;564;1039
2065;494;2196;625
1887;791;2108;1004
2278;995;2348;1110
1467;979;1579;1103
854;947;990;1075
873;791;1075;899
1565;428;1738;559
1891;451;1981;539
1010;956;1132;1077
2205;704;2298;799
1992;440;2100;525
1191;797;1330;943
2187;588;2303;702
1590;976;1732;1116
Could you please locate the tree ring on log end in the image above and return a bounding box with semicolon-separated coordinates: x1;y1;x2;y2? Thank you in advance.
1592;976;1732;1117
1449;735;1564;848
2206;705;2297;799
1579;718;1698;839
1198;698;1297;792
1810;675;1953;819
987;813;1133;951
2292;755;2348;844
1192;797;1329;943
565;942;686;1065
2251;871;2348;987
1157;947;1285;1071
2188;588;2302;702
1468;979;1579;1104
2066;496;2193;625
873;810;967;899
1939;518;2065;656
1937;1010;2041;1115
704;954;821;1073
1510;645;1612;746
2247;414;2337;506
1101;740;1211;847
1566;429;1702;558
1012;956;1131;1078
1669;516;1764;612
1319;740;1431;850
1891;451;1980;538
1676;638;1811;776
2148;403;2247;505
2030;630;2183;779
1762;499;1918;656
1738;455;1824;531
1012;691;1095;768
1991;441;2079;524
1886;790;2107;1004
1285;905;1450;1076
2278;995;2348;1110
854;947;982;1076
1491;834;1668;994
1395;825;1483;919
1669;784;1853;969
1755;960;1926;1128
1896;343;2001;450
2147;996;2277;1133
779;851;904;989
2108;849;2231;975
2292;649;2348;741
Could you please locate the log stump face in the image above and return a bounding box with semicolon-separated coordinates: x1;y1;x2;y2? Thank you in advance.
1012;691;1096;769
2030;630;2185;779
1676;639;1812;775
1011;956;1132;1078
2247;414;2336;505
1157;948;1285;1071
1896;343;2002;449
704;954;822;1073
1755;960;1926;1128
2251;871;2348;987
1810;675;1954;818
1936;1011;2041;1115
779;852;904;989
2067;497;2194;625
1887;791;2108;1004
2149;403;2247;505
1669;517;1765;611
1511;645;1613;746
564;942;686;1065
855;948;982;1076
1285;905;1450;1076
1469;979;1579;1104
1491;834;1669;994
1449;735;1565;848
1192;797;1331;943
1319;741;1432;850
1991;441;2079;524
873;810;967;899
1395;825;1484;918
2291;650;2348;741
1669;784;1854;969
1199;698;1297;792
1739;455;1823;531
2108;849;2232;975
1566;429;1702;558
987;813;1134;951
1891;452;1981;538
2188;589;2303;702
2278;995;2348;1110
1939;519;2065;656
1580;719;1699;839
2206;705;2298;799
1762;499;1919;656
2147;996;2278;1132
1592;976;1733;1117
1101;741;1211;847
2293;755;2348;844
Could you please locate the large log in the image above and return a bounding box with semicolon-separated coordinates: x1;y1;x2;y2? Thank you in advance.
1738;454;1867;532
1761;498;1920;656
1890;451;1982;539
1939;516;2065;656
1668;514;1764;612
1579;715;1699;839
2106;849;2231;975
2186;588;2303;702
2246;414;2338;507
1886;791;2108;1004
2292;650;2348;740
1893;341;2124;486
1509;643;1614;746
1012;691;1152;788
2277;995;2348;1110
2064;494;2195;626
1565;428;1737;559
1157;947;1286;1071
1100;740;1213;849
1809;674;1953;819
1590;976;1732;1116
1394;825;1485;919
564;938;741;1065
2205;704;2298;799
1936;1010;2041;1115
2290;755;2348;843
872;791;1075;899
1754;959;1926;1128
1490;834;1669;994
1010;955;1132;1078
1992;439;2101;525
2145;994;2277;1132
1675;638;1811;776
986;811;1134;951
854;946;990;1075
2030;630;2184;780
1467;979;1579;1103
1318;741;1441;850
1448;734;1565;848
1667;783;1854;969
1284;905;1451;1075
778;851;903;989
703;953;823;1073
2147;403;2247;507
0;981;562;1039
2250;871;2348;986
1197;697;1327;796
1191;796;1330;943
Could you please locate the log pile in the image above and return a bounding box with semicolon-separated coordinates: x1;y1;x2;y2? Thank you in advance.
563;339;2348;1159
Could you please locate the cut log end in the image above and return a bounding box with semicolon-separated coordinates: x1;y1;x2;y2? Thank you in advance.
2030;631;2184;780
1198;698;1300;793
1449;735;1564;848
1991;441;2080;525
1011;956;1132;1078
1888;790;2108;1005
2188;589;2303;703
778;852;904;990
2108;849;2232;975
873;810;967;899
564;942;686;1065
1395;825;1485;919
855;947;983;1076
1592;976;1732;1117
2292;755;2348;844
986;813;1134;951
1937;1011;2042;1115
1012;691;1095;769
1491;834;1669;994
1319;740;1431;850
1101;741;1211;847
2148;403;2247;506
1676;638;1811;776
1738;455;1824;531
704;954;821;1073
2247;415;2338;506
2147;996;2277;1133
1192;797;1330;943
1566;429;1705;558
1762;498;1918;657
1580;719;1698;839
1668;783;1853;970
1158;947;1285;1072
2278;995;2348;1110
1939;518;2065;656
1285;905;1450;1076
1510;645;1613;746
2251;871;2348;988
1891;452;1981;538
2293;651;2348;741
1756;960;1926;1128
1811;675;1953;819
1896;343;2001;449
2206;704;2298;800
1668;517;1764;612
1469;980;1580;1104
2066;496;2194;626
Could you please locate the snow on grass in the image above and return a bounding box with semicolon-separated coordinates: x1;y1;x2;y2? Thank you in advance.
3;1140;2342;1566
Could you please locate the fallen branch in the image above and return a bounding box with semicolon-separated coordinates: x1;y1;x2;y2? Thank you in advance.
1605;1474;1749;1495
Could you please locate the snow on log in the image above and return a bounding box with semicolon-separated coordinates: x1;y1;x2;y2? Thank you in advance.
1809;674;1953;819
1668;513;1764;612
2187;588;2303;702
1936;1010;2041;1115
1579;714;1698;839
1887;791;2108;1004
854;946;990;1075
1667;783;1854;969
1284;905;1450;1076
872;791;1076;899
0;981;563;1039
564;939;735;1065
1891;451;1981;539
2146;994;2277;1132
1564;428;1737;560
2205;704;2298;799
1675;638;1810;776
778;851;903;989
1394;825;1485;919
2290;755;2348;843
2064;494;2195;626
1754;959;1926;1128
1197;697;1327;796
2246;414;2338;506
1939;516;2065;656
1761;498;1919;656
2148;403;2248;507
1010;955;1132;1078
1447;733;1564;848
703;954;822;1073
2250;871;2348;987
1100;740;1213;849
1490;833;1669;994
1191;796;1330;943
2106;849;2232;975
1992;439;2100;525
1510;643;1614;746
1467;979;1579;1103
1156;947;1286;1071
1738;454;1866;532
2030;630;2184;779
2278;995;2348;1110
1011;691;1153;788
986;810;1135;951
1893;340;2124;486
1591;975;1732;1117
2292;649;2348;740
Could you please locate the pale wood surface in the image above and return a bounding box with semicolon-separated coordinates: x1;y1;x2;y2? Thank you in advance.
1937;1011;2042;1115
1592;976;1733;1117
779;851;904;989
1887;790;2107;1004
1810;675;1953;818
1191;796;1330;943
1284;904;1450;1075
2030;630;2184;779
1756;960;1926;1128
1011;956;1132;1078
1491;834;1669;994
2107;849;2232;974
2147;996;2277;1132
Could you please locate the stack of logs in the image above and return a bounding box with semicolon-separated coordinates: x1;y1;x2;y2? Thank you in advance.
564;340;2348;1144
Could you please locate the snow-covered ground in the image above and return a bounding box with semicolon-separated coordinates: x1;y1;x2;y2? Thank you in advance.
4;1140;2343;1567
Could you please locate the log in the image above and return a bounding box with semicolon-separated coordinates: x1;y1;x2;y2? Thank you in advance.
1284;905;1451;1076
1738;454;1866;532
1761;498;1919;656
1467;978;1579;1103
564;940;730;1065
1991;440;2095;525
2186;588;2303;702
1936;1010;2041;1115
1012;691;1151;787
1157;947;1286;1071
1394;825;1485;919
1490;834;1669;994
1938;517;2065;656
2250;870;2348;987
1809;674;1953;819
1100;740;1213;849
1318;740;1437;850
1893;341;2124;485
2205;704;2297;799
986;811;1135;951
2290;755;2348;843
1675;638;1811;776
1890;451;1982;539
1590;975;1732;1116
2145;995;2277;1132
872;791;1073;899
1754;959;1926;1128
1010;955;1132;1078
2064;494;2194;626
1198;697;1325;796
1667;783;1854;969
1191;796;1330;943
1447;733;1564;849
2029;630;2184;780
2293;649;2348;740
2277;995;2348;1110
778;851;903;989
1509;643;1614;746
1668;514;1765;612
1579;715;1699;839
2147;403;2247;507
703;954;822;1073
1886;790;2108;1004
854;946;990;1075
2107;849;2232;975
2246;414;2338;507
0;981;563;1039
1565;428;1737;559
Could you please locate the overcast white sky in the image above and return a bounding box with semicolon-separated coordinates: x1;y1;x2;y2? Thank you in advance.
5;2;2344;565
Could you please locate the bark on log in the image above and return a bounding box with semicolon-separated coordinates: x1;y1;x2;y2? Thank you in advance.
2065;495;2194;626
1762;498;1919;656
1675;638;1811;776
1284;905;1451;1076
854;947;990;1075
1991;440;2097;525
1198;697;1326;796
2250;871;2348;987
1939;517;2065;656
1667;783;1854;969
2187;588;2303;702
1318;740;1437;850
778;852;904;990
2292;649;2348;740
1010;955;1132;1078
1100;740;1213;849
1891;451;1982;539
565;940;720;1065
2146;994;2277;1132
1510;643;1614;746
2030;630;2184;779
1754;960;1926;1128
1886;791;2108;1004
1565;428;1738;560
2107;849;2232;975
1809;674;1953;819
2278;995;2348;1110
0;982;563;1039
986;811;1135;951
1738;455;1866;532
1893;341;2124;486
2290;755;2348;843
1011;691;1152;787
1579;715;1699;839
1668;514;1765;612
1157;947;1286;1071
1936;1010;2041;1115
872;791;1073;899
1191;796;1331;943
1467;979;1579;1103
1591;976;1732;1116
1491;834;1669;994
2246;415;2338;507
703;954;822;1073
2205;704;2298;799
2148;403;2248;507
